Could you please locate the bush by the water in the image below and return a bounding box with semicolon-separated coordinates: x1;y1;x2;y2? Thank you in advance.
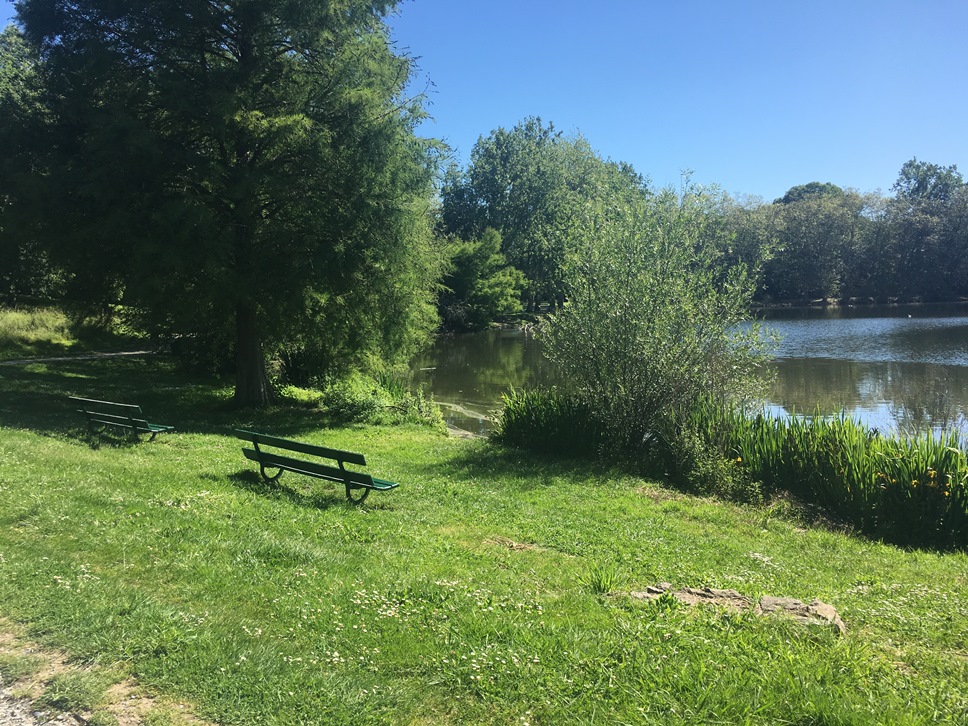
495;387;604;457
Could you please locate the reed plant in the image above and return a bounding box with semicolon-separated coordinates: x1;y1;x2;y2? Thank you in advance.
494;387;604;457
696;405;968;548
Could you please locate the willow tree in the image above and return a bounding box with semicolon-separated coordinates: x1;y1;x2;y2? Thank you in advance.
16;0;440;404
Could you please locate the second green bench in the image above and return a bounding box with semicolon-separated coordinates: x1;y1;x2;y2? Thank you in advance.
70;396;174;441
234;429;399;504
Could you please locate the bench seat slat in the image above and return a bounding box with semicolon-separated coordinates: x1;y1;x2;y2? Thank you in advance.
242;448;392;490
80;410;150;427
69;396;142;413
235;429;367;466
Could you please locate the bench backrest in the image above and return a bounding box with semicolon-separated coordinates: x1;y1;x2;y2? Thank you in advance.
69;396;150;429
234;429;367;466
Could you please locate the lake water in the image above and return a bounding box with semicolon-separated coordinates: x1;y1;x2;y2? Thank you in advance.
411;304;968;436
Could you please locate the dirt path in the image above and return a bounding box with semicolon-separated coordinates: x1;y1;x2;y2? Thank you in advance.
0;625;207;725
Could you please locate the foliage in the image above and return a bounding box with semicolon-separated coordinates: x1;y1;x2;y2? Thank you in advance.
0;304;141;360
774;181;846;205
0;24;57;304
543;183;773;465
885;159;968;300
12;0;442;404
438;228;525;331
292;371;443;428
742;160;968;303
441;117;651;312
494;387;604;457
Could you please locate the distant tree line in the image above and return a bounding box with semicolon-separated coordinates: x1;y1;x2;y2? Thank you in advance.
439;118;968;312
733;161;968;304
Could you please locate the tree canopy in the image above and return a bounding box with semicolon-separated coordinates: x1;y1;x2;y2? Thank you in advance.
11;0;441;404
441;117;650;311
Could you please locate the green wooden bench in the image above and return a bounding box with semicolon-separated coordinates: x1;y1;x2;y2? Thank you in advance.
234;429;399;504
69;396;174;441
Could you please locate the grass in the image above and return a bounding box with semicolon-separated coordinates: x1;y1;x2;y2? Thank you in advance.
0;304;143;361
1;356;967;724
701;407;968;548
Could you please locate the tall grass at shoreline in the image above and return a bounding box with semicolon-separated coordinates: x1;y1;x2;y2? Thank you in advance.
499;389;968;549
702;408;968;548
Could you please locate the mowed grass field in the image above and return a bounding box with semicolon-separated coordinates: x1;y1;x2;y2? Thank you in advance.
0;354;966;724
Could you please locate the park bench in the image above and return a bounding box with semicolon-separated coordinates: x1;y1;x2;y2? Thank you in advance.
234;429;399;504
69;396;174;441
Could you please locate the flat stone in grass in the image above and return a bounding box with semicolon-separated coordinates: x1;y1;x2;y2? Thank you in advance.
628;583;846;634
756;595;847;635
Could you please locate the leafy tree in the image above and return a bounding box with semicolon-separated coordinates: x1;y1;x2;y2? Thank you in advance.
775;181;846;205
441;117;650;312
0;24;55;305
15;0;440;404
761;183;864;301
892;158;963;206
438;228;525;332
887;159;967;299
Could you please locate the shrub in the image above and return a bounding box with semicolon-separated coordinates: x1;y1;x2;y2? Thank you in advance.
543;184;772;466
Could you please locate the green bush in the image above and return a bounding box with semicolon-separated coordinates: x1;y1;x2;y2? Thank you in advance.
543;184;772;463
316;372;443;429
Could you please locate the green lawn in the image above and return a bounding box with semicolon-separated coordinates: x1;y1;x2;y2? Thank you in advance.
0;356;966;724
0;305;143;361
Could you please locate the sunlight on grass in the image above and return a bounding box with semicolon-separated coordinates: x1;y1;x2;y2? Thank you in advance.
0;356;966;724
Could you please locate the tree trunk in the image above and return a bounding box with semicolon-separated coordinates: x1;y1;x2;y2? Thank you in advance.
234;301;274;406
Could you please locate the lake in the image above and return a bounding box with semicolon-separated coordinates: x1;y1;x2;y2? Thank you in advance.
410;304;968;436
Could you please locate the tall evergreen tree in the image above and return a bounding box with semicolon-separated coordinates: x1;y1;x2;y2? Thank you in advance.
15;0;440;404
0;24;53;305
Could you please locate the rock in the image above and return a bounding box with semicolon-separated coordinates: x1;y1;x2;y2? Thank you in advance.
757;596;847;634
630;583;753;612
628;584;847;634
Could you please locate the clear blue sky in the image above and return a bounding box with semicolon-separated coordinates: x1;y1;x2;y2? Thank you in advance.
388;0;968;201
5;0;966;201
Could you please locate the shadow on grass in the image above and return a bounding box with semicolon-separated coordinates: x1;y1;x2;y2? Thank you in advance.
430;437;628;492
0;355;351;440
74;426;146;450
227;470;370;511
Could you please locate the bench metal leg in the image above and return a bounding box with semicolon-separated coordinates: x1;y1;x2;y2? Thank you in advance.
259;464;284;483
346;485;370;505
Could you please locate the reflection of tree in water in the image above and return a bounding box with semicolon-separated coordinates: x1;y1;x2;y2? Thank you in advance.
889;365;968;436
410;330;558;428
769;359;968;434
417;326;968;437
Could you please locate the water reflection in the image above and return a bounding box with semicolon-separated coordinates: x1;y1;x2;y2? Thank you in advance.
412;305;968;436
766;359;968;435
410;329;557;435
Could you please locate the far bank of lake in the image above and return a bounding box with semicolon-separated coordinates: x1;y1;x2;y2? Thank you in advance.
411;303;968;436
